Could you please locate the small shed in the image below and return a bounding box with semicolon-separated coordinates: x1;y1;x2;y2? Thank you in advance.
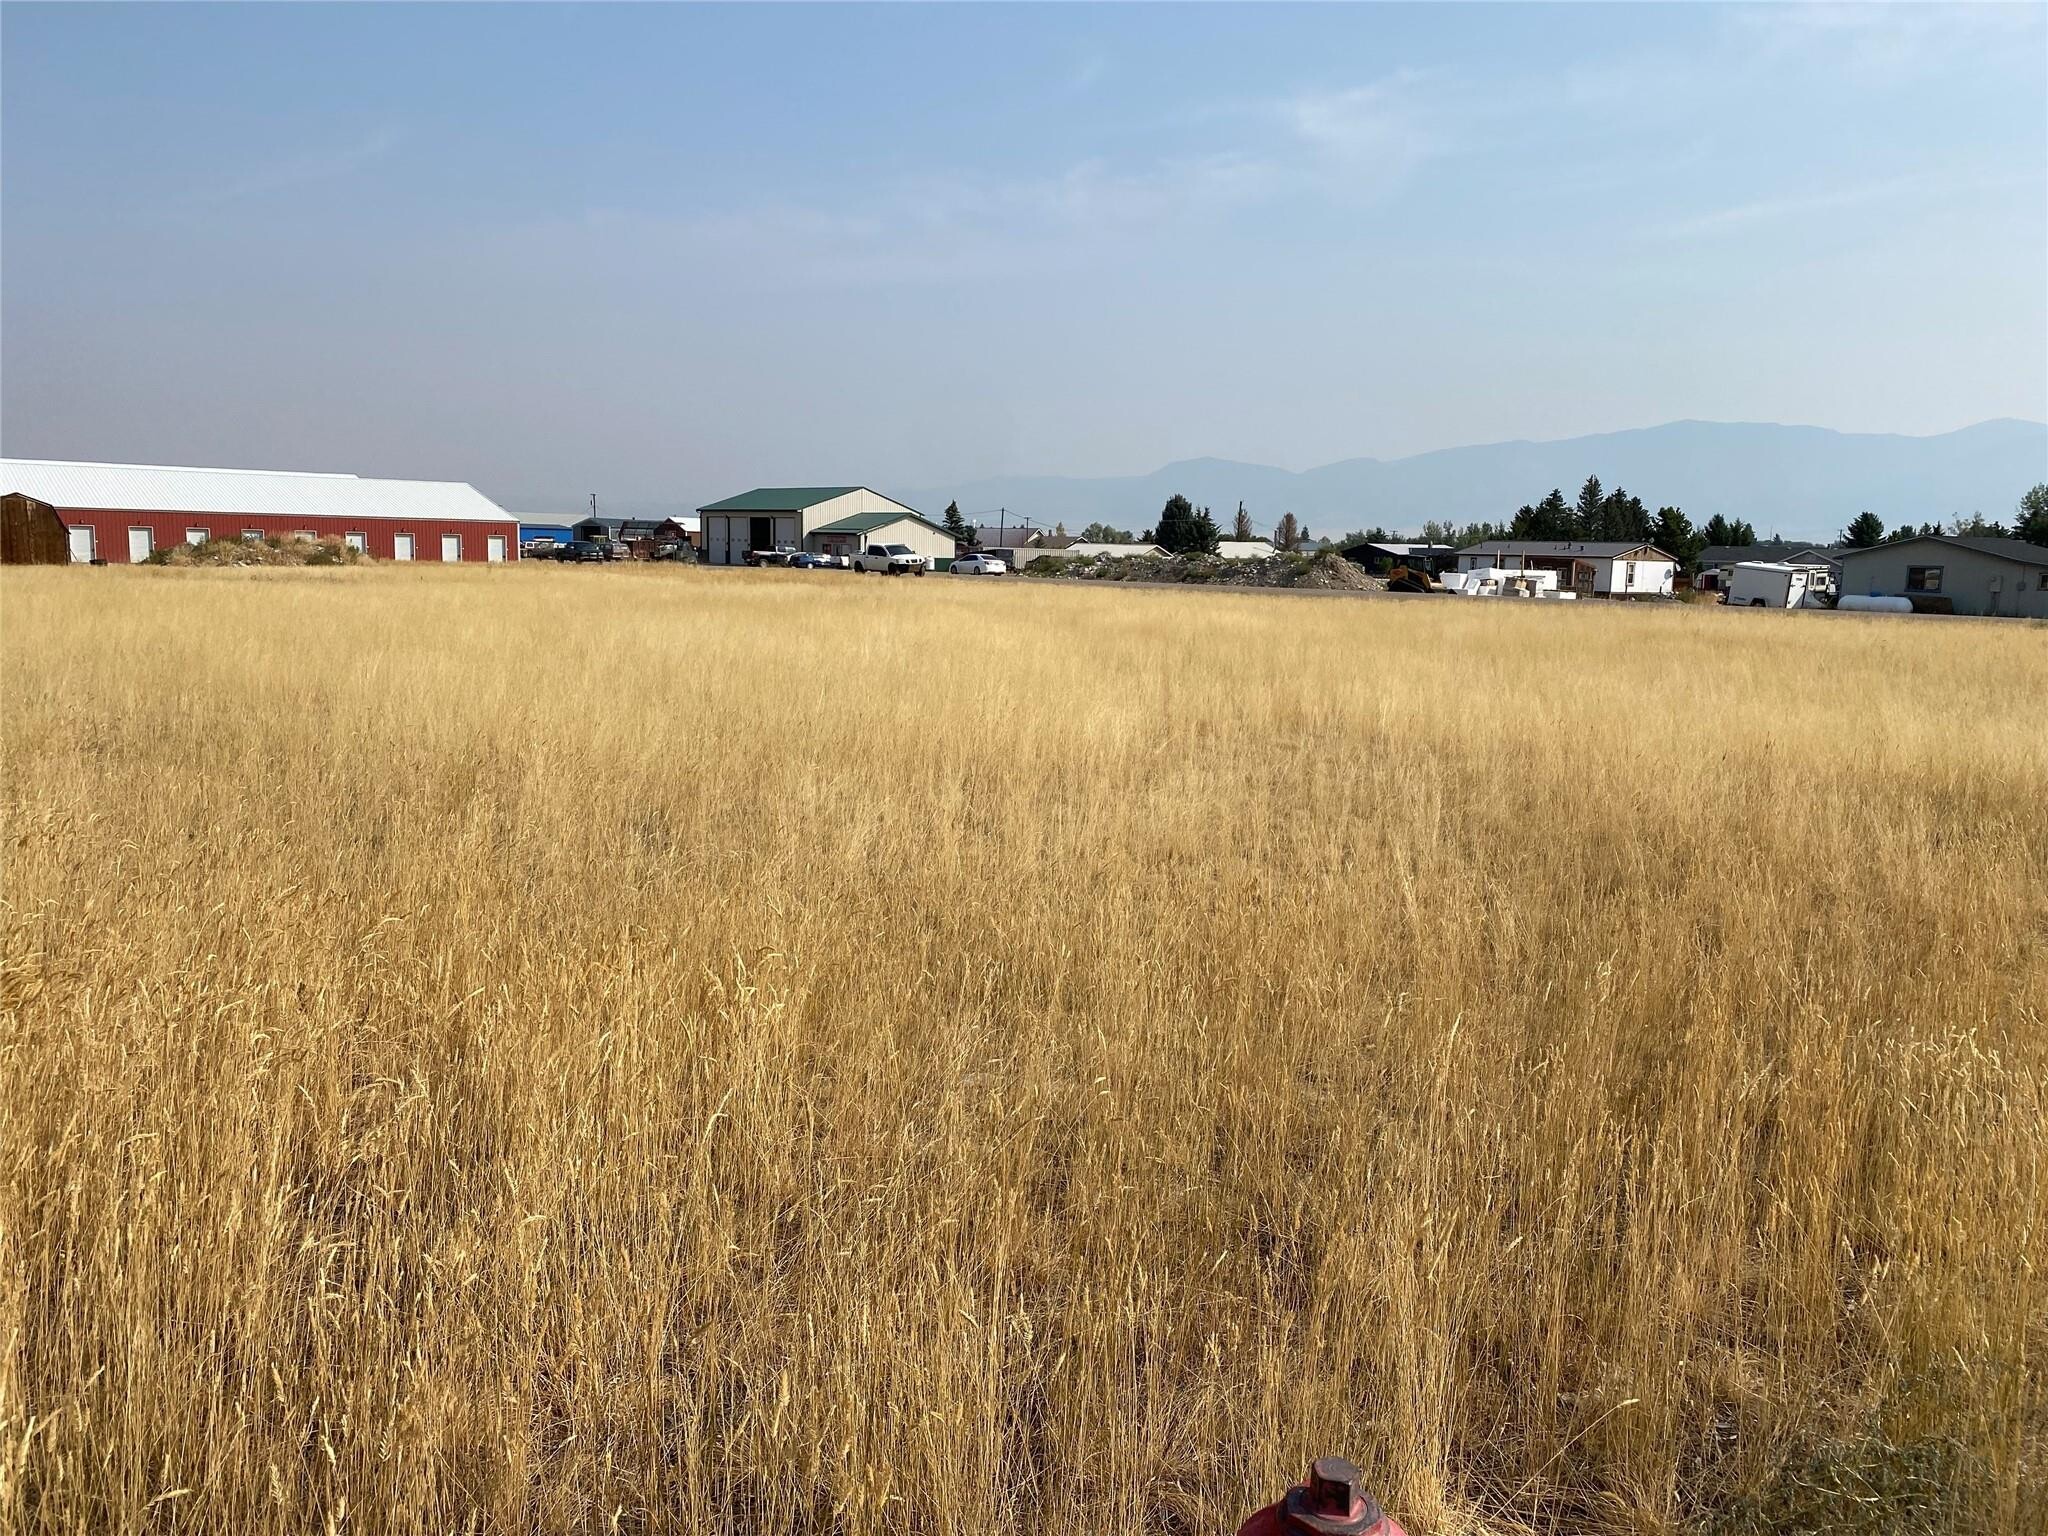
0;493;71;564
1341;540;1456;574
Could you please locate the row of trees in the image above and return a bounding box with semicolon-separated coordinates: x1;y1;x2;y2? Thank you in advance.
945;481;2048;563
1842;485;2048;548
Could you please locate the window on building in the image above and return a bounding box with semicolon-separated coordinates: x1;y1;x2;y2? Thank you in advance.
242;529;262;543
1625;560;1638;586
185;528;207;546
345;532;367;553
1905;565;1943;593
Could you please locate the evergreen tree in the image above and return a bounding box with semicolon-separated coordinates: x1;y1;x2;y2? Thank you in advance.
1190;505;1223;555
1272;512;1302;551
1153;494;1200;553
2016;484;2048;547
1700;514;1736;548
1730;519;1757;545
1232;502;1254;541
1512;489;1573;540
1573;476;1605;537
1653;506;1701;570
1841;511;1887;548
940;500;973;545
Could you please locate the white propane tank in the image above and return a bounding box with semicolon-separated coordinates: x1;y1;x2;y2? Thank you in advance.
1837;594;1914;613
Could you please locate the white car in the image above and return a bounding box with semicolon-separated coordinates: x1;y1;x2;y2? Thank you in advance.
811;551;851;570
951;553;1009;575
852;543;928;575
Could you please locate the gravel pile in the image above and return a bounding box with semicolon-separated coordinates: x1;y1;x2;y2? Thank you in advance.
1026;550;1388;593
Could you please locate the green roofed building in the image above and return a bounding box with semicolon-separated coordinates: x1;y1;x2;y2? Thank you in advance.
696;486;956;566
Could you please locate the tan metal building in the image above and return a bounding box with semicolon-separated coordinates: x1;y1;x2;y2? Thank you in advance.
697;487;953;566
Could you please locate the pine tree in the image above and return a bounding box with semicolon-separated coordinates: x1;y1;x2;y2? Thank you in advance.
1272;512;1302;551
1653;506;1700;570
1573;476;1605;537
1840;511;1887;548
940;500;973;546
1153;494;1199;553
1190;505;1223;555
1232;502;1254;541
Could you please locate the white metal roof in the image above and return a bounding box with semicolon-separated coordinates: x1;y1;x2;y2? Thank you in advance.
0;458;516;525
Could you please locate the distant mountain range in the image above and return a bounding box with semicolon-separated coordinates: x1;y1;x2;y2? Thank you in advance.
509;419;2047;544
900;419;2047;544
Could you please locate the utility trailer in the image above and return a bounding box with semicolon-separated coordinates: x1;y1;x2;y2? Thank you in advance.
1724;561;1822;609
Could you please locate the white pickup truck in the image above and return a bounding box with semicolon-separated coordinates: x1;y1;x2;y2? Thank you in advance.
852;542;928;575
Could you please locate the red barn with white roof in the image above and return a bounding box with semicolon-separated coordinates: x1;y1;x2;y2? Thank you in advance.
0;458;520;564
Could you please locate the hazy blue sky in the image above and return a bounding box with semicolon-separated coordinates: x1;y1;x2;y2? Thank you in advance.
4;2;2043;513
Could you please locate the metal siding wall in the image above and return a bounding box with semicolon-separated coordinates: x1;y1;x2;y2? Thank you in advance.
47;509;516;562
1837;544;2048;616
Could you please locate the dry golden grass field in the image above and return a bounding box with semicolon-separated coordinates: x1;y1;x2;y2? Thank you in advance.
2;564;2044;1535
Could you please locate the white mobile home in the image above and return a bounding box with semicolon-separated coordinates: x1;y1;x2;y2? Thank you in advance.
1454;541;1676;598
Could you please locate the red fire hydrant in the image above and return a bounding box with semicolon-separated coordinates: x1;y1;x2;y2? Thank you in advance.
1236;1457;1406;1536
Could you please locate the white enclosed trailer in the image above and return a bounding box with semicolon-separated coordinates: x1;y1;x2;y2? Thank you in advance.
1725;561;1819;609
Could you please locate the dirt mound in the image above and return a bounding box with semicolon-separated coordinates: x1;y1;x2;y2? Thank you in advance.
1025;549;1388;592
1287;553;1384;592
152;536;368;568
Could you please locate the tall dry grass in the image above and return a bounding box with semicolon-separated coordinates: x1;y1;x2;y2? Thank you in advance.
1;564;2042;1535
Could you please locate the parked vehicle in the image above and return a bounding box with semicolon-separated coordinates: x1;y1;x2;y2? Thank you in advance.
1723;561;1822;609
648;540;690;561
1385;563;1441;594
853;543;929;575
603;540;632;561
951;552;1008;576
745;543;802;567
557;539;606;563
522;537;560;558
810;551;851;570
788;551;825;568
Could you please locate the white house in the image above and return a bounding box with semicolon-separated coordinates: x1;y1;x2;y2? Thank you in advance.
697;487;955;566
1214;539;1278;560
1454;540;1677;598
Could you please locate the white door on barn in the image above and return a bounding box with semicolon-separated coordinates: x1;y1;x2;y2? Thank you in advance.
486;535;506;563
441;534;461;562
69;525;96;562
345;532;368;554
127;527;152;563
392;534;414;561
